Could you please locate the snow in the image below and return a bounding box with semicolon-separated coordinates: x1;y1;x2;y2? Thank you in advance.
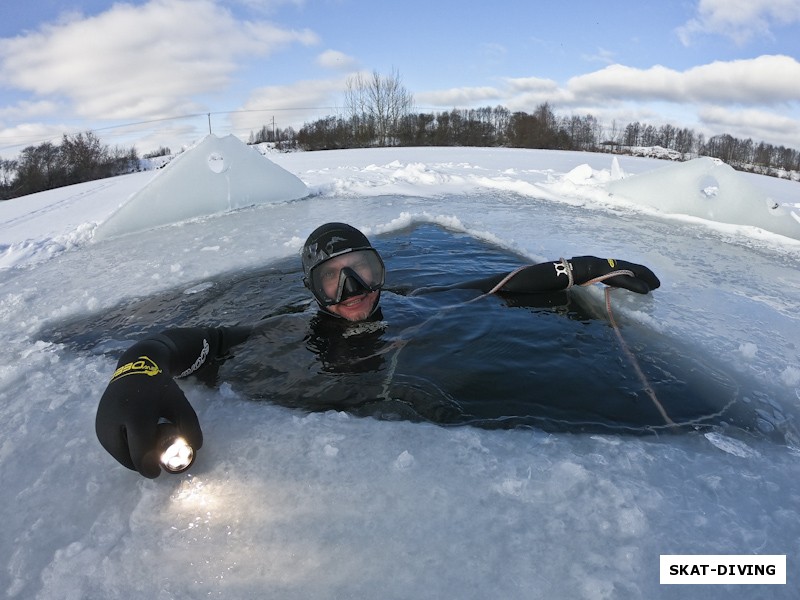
607;157;800;240
94;134;308;240
1;145;799;599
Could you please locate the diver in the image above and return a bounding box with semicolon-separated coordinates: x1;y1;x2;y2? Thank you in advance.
95;222;661;478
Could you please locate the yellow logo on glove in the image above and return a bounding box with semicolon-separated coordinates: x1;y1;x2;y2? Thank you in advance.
606;258;617;268
111;356;161;382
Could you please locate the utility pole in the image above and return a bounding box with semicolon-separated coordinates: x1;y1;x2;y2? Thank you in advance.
207;113;212;134
272;116;276;142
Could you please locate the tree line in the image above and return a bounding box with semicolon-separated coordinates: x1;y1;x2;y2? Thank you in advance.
1;131;139;200
250;70;800;176
260;103;798;175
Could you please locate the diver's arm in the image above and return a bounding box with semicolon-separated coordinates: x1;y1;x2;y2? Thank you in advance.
94;325;251;478
155;326;253;377
414;256;660;295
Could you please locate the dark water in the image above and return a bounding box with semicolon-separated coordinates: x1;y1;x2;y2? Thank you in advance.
46;224;784;438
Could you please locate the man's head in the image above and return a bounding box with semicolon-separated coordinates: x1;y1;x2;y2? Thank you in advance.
302;223;385;321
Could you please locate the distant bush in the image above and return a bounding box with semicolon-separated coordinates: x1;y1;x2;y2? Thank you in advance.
143;146;171;159
1;131;139;200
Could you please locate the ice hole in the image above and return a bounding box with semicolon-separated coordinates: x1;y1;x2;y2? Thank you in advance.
698;174;719;199
207;152;227;174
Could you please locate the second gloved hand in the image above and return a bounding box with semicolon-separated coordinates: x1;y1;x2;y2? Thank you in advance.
570;256;661;294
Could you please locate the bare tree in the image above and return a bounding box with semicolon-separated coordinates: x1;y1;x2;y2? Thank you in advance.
1;158;17;196
61;131;106;184
344;69;414;146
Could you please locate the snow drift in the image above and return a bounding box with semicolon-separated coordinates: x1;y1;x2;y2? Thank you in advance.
93;134;308;240
606;157;800;241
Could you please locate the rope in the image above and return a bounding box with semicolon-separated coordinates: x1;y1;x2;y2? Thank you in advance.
486;264;532;295
575;268;676;427
599;285;676;427
487;262;675;428
377;260;675;429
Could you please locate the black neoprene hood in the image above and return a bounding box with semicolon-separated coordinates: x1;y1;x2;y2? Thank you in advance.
301;222;373;275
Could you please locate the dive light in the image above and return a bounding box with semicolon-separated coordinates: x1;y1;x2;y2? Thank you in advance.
157;421;195;474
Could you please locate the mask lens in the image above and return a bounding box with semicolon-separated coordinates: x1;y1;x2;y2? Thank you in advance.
309;249;385;305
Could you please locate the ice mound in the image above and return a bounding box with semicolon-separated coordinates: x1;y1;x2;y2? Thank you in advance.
606;157;800;241
94;134;308;240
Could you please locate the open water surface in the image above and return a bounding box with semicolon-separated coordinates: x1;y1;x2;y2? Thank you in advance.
46;223;783;439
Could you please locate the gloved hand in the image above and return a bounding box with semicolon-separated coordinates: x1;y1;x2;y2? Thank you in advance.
95;364;202;478
570;256;661;294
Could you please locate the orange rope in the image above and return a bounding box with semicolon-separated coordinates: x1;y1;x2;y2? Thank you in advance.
598;284;676;427
381;261;675;428
491;264;676;428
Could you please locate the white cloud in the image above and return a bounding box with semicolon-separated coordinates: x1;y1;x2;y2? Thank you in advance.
232;77;347;131
501;76;575;109
581;47;616;65
677;0;800;45
568;65;686;103
316;50;358;71
416;54;800;121
684;56;800;103
0;122;71;150
411;55;800;147
241;78;345;111
698;105;800;144
0;0;319;121
504;76;560;94
416;80;575;114
234;0;307;11
567;55;800;106
0;99;60;121
416;86;501;107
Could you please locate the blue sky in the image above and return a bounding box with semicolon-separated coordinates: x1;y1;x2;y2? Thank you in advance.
1;0;799;157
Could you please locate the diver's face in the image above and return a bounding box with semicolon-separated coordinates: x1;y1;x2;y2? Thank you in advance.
316;252;377;299
327;290;380;321
312;251;382;321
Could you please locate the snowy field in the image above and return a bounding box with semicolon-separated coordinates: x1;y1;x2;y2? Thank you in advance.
1;140;799;599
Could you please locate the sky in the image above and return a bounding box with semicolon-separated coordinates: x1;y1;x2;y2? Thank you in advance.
1;0;799;158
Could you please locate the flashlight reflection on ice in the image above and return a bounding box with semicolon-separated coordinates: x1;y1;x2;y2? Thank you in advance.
157;422;195;474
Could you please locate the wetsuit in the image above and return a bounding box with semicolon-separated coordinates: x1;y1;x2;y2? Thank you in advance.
96;251;660;478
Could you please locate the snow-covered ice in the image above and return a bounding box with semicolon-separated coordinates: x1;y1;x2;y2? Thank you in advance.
1;143;799;599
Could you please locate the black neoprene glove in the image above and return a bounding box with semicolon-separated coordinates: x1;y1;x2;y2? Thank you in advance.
95;360;202;478
569;256;661;294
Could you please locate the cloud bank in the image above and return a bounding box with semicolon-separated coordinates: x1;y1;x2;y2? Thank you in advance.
0;0;318;121
677;0;800;45
0;0;797;153
417;54;800;147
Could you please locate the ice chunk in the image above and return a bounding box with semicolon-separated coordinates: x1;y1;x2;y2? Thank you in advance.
780;366;800;386
323;444;339;457
704;432;760;458
394;450;415;470
564;164;594;185
610;156;625;181
738;342;758;359
183;282;214;295
94;134;308;240
606;157;800;240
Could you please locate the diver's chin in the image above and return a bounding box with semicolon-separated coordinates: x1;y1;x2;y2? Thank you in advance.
328;291;379;322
